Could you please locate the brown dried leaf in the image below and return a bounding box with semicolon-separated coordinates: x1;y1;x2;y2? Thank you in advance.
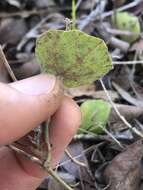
104;140;143;190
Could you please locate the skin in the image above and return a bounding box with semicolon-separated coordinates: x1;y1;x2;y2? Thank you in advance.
0;74;81;190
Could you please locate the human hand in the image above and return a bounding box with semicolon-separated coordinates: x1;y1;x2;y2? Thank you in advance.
0;74;81;190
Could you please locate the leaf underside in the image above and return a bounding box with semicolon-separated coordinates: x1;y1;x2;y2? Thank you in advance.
36;29;112;87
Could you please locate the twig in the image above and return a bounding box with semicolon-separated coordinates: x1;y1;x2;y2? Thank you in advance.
47;168;74;190
106;28;143;38
113;60;143;65
42;122;52;168
100;126;124;148
65;149;86;167
100;79;143;138
8;145;42;165
78;0;142;30
101;0;142;19
17;16;50;51
78;0;107;31
0;9;48;18
112;82;143;107
74;134;109;141
0;46;17;81
95;23;130;52
109;36;130;52
0;7;71;18
78;126;122;148
76;0;82;10
58;145;96;168
74;133;133;142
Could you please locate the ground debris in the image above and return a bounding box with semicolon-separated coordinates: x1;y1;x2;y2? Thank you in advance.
104;140;143;190
0;0;143;190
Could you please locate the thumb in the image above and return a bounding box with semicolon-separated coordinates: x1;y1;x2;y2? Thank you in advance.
0;74;63;145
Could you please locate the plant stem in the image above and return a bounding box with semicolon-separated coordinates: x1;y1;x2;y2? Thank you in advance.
47;168;74;190
0;46;17;81
8;145;42;165
65;149;86;167
42;122;74;190
72;0;76;29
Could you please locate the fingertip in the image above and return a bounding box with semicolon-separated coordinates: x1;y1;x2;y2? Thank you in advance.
58;96;81;135
51;96;81;138
49;96;81;166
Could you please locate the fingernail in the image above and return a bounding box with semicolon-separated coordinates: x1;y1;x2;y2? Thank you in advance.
9;74;57;95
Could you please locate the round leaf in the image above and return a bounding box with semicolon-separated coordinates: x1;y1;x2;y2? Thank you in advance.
80;99;111;134
112;12;141;43
35;29;112;87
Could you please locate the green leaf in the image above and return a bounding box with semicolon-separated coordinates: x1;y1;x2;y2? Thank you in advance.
112;12;141;43
35;29;112;87
80;99;111;134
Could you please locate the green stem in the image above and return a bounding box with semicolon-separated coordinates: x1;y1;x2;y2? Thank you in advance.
43;122;52;166
72;0;76;29
48;168;74;190
43;122;74;190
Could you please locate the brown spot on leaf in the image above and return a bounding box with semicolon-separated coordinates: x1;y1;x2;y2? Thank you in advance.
76;55;83;65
